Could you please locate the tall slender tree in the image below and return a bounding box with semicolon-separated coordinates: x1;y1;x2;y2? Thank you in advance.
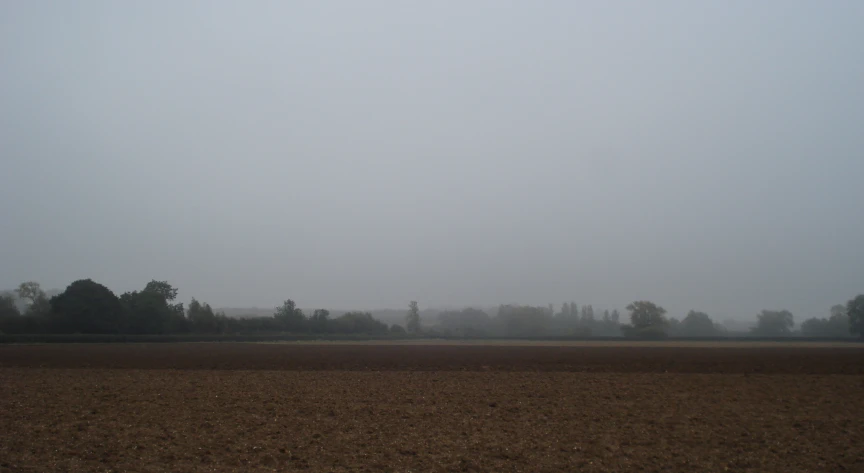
406;301;421;334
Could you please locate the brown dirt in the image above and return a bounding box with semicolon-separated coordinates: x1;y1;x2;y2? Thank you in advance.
2;343;863;374
1;344;862;472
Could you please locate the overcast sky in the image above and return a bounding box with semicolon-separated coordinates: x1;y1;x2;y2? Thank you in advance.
1;1;862;320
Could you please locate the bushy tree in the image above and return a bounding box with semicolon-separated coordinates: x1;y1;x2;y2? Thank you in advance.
330;311;388;334
15;281;51;318
0;294;21;333
751;310;794;336
497;304;552;336
187;298;224;333
15;282;45;306
846;295;864;339
406;301;421;334
0;289;48;334
800;305;851;337
390;324;407;334
309;309;330;333
143;280;179;302
678;310;717;337
50;279;123;333
274;299;306;332
626;301;667;330
120;281;188;334
620;301;667;338
0;294;19;319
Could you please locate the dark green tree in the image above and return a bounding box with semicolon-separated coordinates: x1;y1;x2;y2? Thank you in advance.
0;294;19;319
846;295;864;339
143;280;179;302
309;309;330;333
187;298;224;333
330;311;388;334
120;281;188;334
0;294;21;334
679;310;717;337
274;299;307;332
0;289;48;334
50;279;123;333
144;281;185;324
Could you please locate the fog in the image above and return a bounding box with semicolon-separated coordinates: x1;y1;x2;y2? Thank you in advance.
1;1;863;321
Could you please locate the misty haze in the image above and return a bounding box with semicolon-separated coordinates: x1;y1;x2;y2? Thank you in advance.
2;1;862;324
1;2;863;472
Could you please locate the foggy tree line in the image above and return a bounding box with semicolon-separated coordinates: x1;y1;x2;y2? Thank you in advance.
1;279;862;339
0;280;404;336
435;300;861;339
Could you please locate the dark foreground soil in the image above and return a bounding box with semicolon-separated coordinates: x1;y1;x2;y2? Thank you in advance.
1;344;862;472
2;343;863;373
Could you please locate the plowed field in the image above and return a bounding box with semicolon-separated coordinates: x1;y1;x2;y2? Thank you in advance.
1;343;862;472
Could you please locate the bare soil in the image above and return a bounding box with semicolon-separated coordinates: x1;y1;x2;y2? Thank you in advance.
1;343;862;472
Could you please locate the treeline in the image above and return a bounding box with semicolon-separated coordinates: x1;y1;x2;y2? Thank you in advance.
432;300;862;339
0;280;404;336
1;279;862;339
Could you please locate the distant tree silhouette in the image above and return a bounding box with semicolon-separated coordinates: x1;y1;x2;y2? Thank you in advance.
15;281;45;306
498;304;551;336
750;310;794;336
437;308;491;336
309;309;330;333
120;281;188;334
15;281;51;319
678;310;717;337
621;301;667;338
800;305;851;337
559;302;570;318
0;294;21;334
50;279;123;334
274;299;306;332
187;298;225;333
846;295;864;339
406;301;421;334
331;311;388;334
143;280;179;302
626;301;667;330
0;294;19;319
580;305;595;325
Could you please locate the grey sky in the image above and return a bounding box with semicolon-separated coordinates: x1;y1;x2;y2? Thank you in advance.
1;1;863;320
